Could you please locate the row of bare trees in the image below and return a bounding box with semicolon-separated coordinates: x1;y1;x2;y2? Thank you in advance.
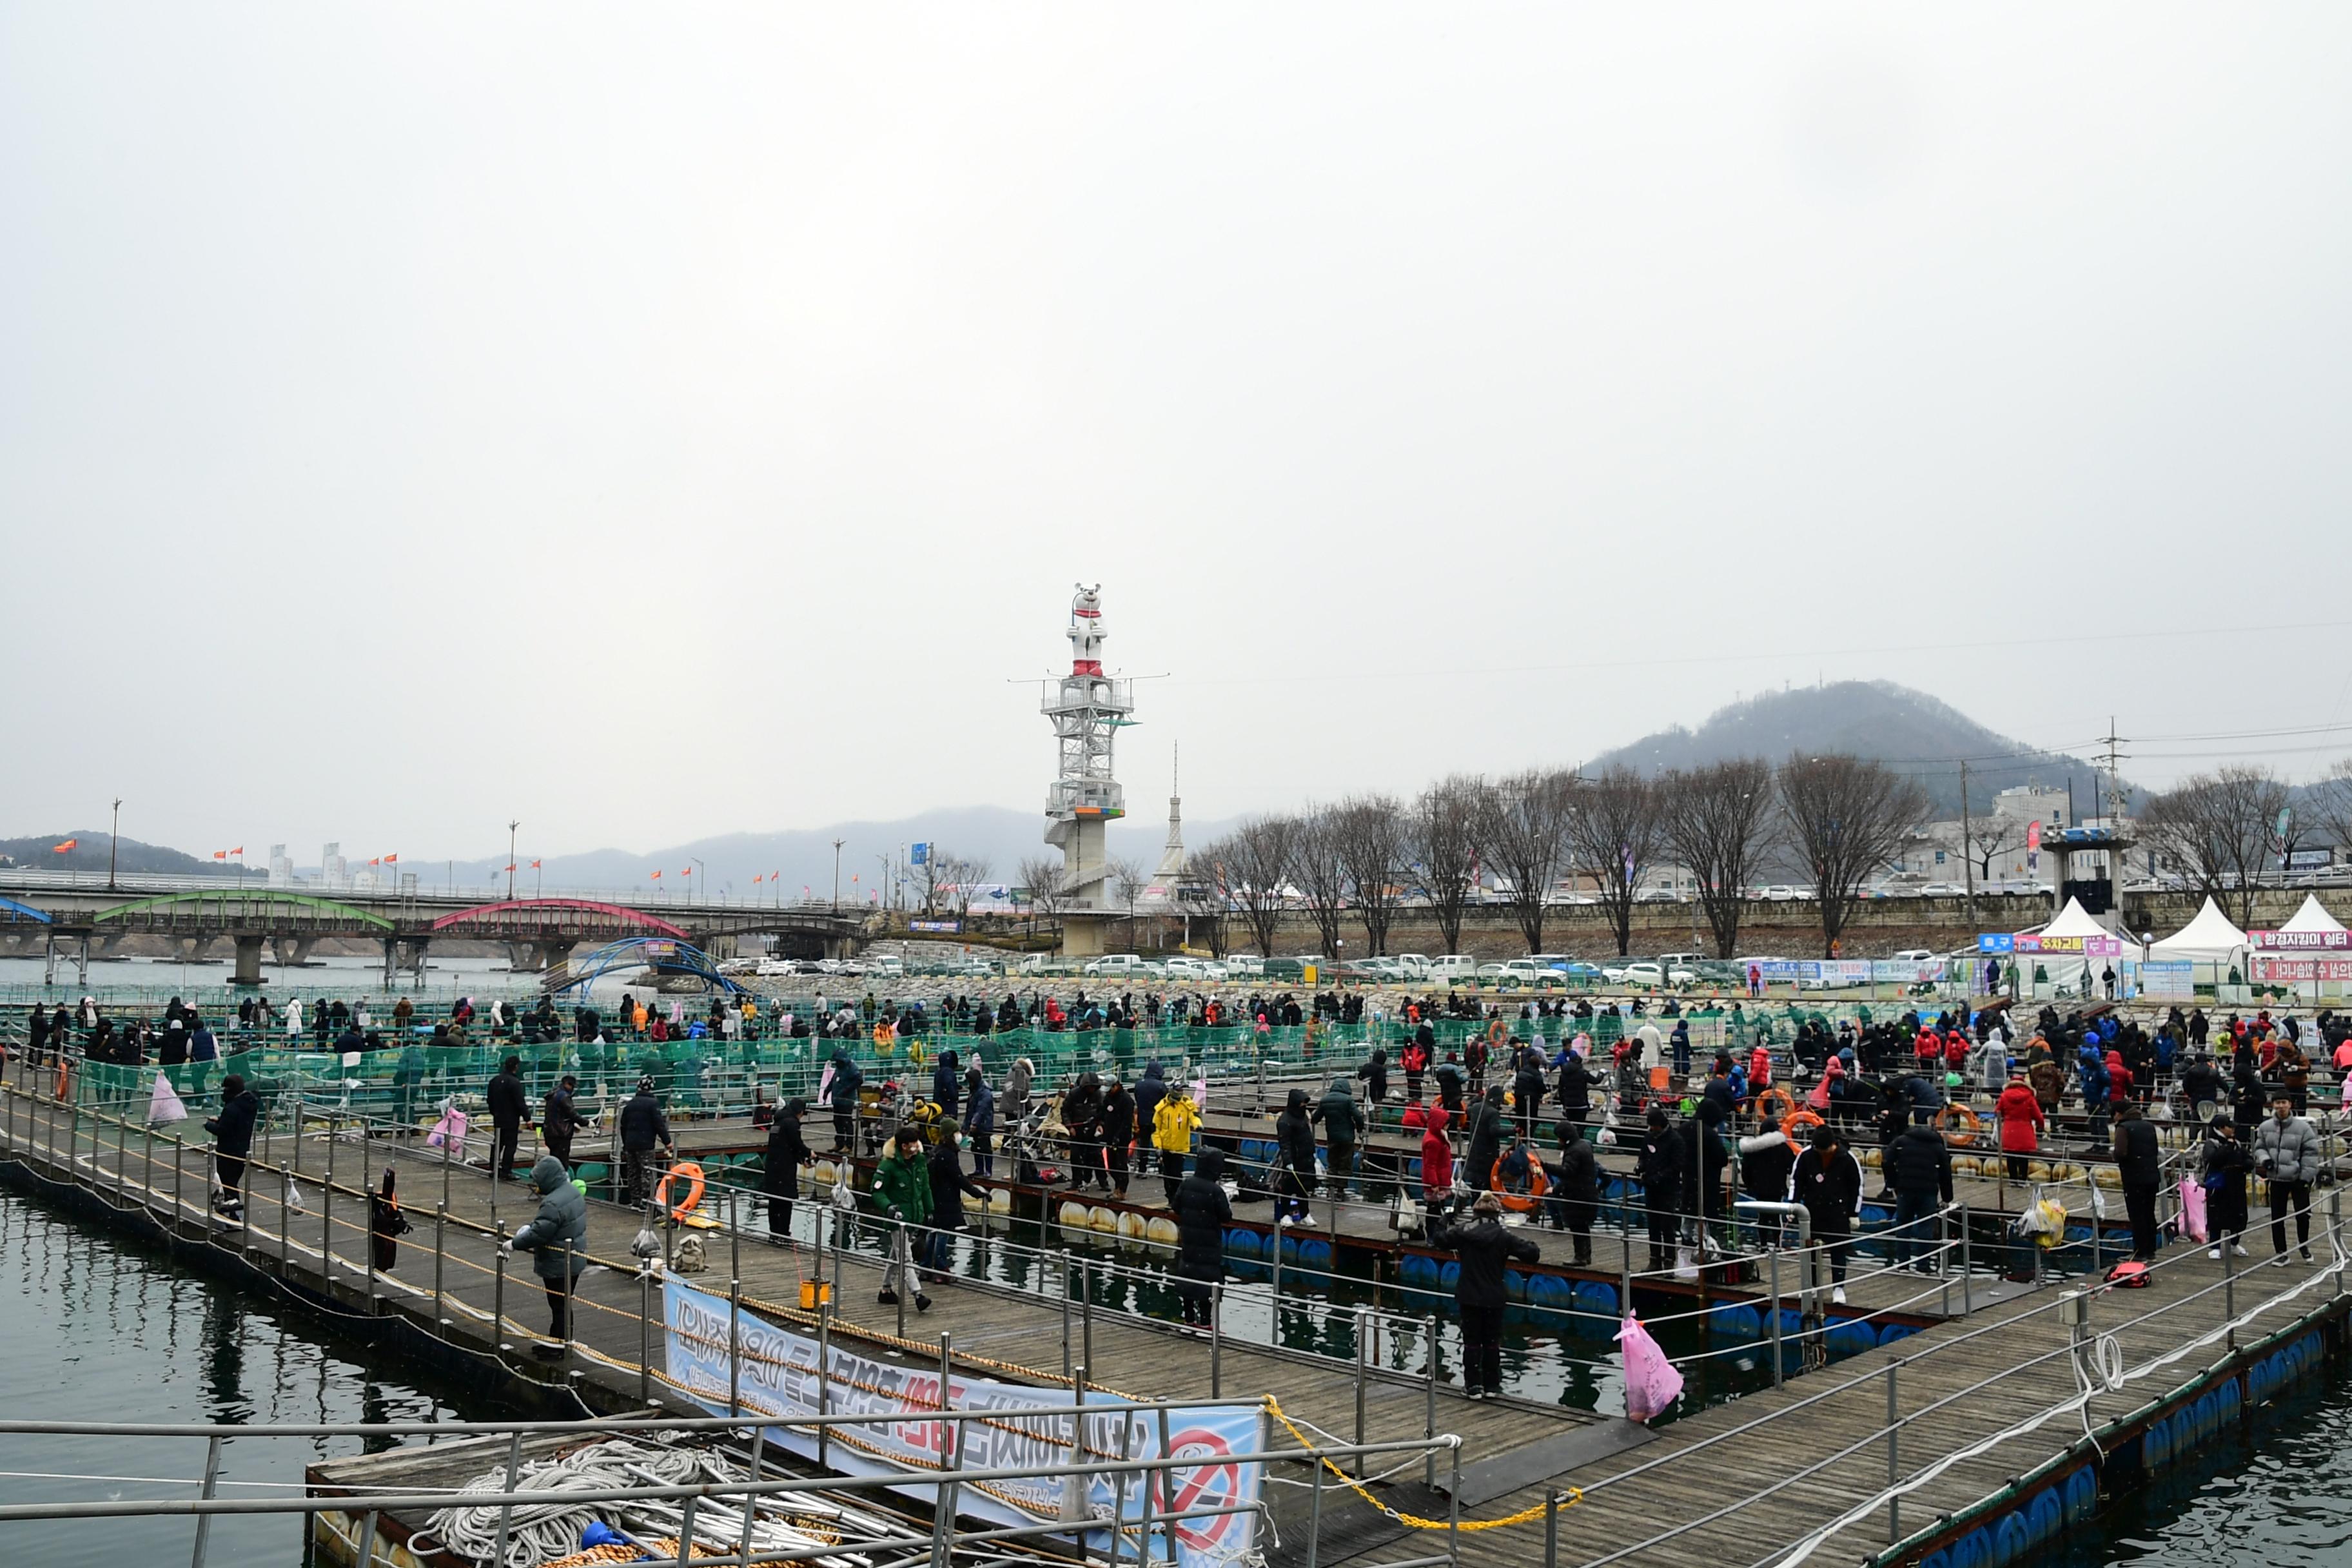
1194;754;1933;960
2137;761;2352;928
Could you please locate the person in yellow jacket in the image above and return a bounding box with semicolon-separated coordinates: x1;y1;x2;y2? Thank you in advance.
1153;1090;1202;1206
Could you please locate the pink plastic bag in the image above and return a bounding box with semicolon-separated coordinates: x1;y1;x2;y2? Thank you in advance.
1617;1314;1685;1423
2177;1177;2208;1245
427;1107;470;1157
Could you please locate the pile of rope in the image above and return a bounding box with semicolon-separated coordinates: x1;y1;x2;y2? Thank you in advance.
408;1437;875;1568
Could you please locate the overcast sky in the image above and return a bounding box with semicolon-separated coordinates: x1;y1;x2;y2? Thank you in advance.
5;5;2349;862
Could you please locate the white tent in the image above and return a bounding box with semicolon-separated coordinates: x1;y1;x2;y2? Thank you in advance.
2039;897;2116;941
2148;897;2251;962
2278;894;2349;936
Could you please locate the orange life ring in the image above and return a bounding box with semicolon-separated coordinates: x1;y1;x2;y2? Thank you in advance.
1779;1108;1826;1142
1756;1086;1797;1123
656;1161;706;1215
1489;1152;1552;1212
1485;1020;1508;1050
1935;1105;1984;1148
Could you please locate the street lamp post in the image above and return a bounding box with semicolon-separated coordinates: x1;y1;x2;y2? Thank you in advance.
689;858;706;906
507;820;520;901
108;799;122;890
832;839;845;913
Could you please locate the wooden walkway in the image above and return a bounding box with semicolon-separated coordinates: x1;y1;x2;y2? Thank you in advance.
6;1064;2349;1568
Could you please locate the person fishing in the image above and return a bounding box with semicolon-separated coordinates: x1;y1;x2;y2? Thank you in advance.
618;1076;674;1206
1153;1080;1202;1206
486;1055;531;1182
872;1125;934;1311
542;1074;589;1171
369;1167;412;1272
202;1074;259;1220
2199;1114;2253;1260
1787;1122;1862;1304
1274;1088;1318;1226
1464;1084;1508;1195
761;1098;813;1245
1635;1105;1684;1275
1171;1146;1231;1329
1431;1191;1540;1400
1550;1120;1598;1266
504;1155;589;1357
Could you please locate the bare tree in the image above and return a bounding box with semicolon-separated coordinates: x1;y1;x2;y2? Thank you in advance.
1481;767;1578;952
1561;765;1661;957
1016;854;1070;938
2313;758;2352;867
1328;793;1409;956
1411;774;1488;954
1778;754;1932;957
1108;854;1148;945
1959;815;2032;885
935;852;994;919
2139;765;2290;927
1657;759;1774;959
1289;806;1350;959
1200;816;1297;958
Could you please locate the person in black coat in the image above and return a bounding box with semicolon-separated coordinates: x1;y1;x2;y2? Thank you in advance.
1132;1063;1168;1177
486;1056;531;1181
2111;1103;2164;1261
761;1099;814;1244
1884;1114;1954;1272
1635;1106;1683;1273
923;1133;987;1281
2199;1116;2253;1257
931;1050;961;1121
542;1075;589;1171
1273;1088;1317;1224
1464;1086;1508;1194
618;1077;675;1206
1549;1122;1598;1266
1360;1046;1390;1106
1432;1191;1540;1398
1788;1124;1863;1300
1554;1050;1596;1130
1511;1056;1546;1143
1171;1148;1233;1326
203;1075;260;1219
1101;1077;1136;1198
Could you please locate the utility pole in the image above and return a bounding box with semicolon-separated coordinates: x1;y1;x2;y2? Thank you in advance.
832;839;845;913
507;819;520;901
1959;760;1976;937
108;798;122;890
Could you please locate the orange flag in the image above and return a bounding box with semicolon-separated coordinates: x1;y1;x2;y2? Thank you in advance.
530;859;542;870
651;870;662;879
213;850;228;861
52;839;77;853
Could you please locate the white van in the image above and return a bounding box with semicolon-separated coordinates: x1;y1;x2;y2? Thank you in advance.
1083;954;1144;977
868;954;905;978
1390;954;1433;981
1429;955;1478;982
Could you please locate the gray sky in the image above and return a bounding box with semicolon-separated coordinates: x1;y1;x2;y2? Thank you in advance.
5;5;2349;861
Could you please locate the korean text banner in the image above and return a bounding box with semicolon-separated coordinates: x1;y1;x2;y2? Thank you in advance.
662;1279;1262;1568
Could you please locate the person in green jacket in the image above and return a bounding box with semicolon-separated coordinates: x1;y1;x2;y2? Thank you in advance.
504;1155;589;1357
872;1125;933;1311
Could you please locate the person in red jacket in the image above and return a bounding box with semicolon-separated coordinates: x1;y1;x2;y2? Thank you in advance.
1995;1070;2046;1181
1420;1103;1455;1205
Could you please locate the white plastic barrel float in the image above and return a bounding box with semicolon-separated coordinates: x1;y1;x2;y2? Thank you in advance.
1057;1199;1093;1237
1117;1209;1149;1249
811;1159;839;1189
1145;1215;1179;1251
985;1188;1013;1229
1088;1204;1120;1235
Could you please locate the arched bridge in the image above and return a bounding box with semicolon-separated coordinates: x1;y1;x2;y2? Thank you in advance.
0;881;869;986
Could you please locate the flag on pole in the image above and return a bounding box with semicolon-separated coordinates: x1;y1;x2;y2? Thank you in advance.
382;853;395;863
52;839;77;852
753;874;764;884
650;870;662;879
681;867;692;877
504;863;516;872
530;859;541;870
214;850;228;861
369;857;381;866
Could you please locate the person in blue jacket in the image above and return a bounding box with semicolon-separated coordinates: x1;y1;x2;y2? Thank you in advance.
962;1066;997;1177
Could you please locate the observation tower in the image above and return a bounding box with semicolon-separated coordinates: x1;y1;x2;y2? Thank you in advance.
1041;584;1132;956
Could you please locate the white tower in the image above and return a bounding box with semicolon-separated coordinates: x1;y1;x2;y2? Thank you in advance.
1042;583;1132;956
1147;745;1186;897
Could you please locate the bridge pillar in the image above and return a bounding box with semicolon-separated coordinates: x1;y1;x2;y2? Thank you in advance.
271;935;317;969
386;937;429;986
504;939;577;974
232;935;268;986
174;934;219;964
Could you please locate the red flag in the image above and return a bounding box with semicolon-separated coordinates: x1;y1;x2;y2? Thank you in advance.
52;839;77;853
504;863;517;872
369;857;380;866
231;847;244;856
530;859;542;870
650;870;662;879
213;850;228;861
681;867;692;877
753;874;764;884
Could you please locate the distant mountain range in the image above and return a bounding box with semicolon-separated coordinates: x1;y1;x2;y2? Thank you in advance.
1588;680;2128;819
0;833;238;878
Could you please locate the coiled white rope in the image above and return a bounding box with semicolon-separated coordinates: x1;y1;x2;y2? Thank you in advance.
407;1438;709;1567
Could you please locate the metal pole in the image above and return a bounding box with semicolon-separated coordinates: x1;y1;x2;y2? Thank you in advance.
1153;1406;1175;1567
729;1280;743;1417
188;1433;222;1568
2223;1240;2237;1350
1083;1256;1095;1374
1210;1282;1222;1396
1544;1491;1560;1568
562;1237;575;1360
736;1423;766;1568
490;1427;524;1563
494;1223;508;1345
930;1398;966;1568
1306;1446;1324;1568
1061;1250;1073;1378
1769;1246;1784;1390
1353;1308;1367;1472
1424;1313;1438;1488
816;1303;833;1467
675;1493;699;1568
1447;1438;1462;1568
355;1509;378;1568
1885;1360;1901;1544
1270;1226;1282;1342
640;1268;654;1403
429;1202;446;1320
1108;1413;1134;1568
896;1224;908;1343
1960;1202;1972;1314
322;1124;335;1275
280;1159;291;1264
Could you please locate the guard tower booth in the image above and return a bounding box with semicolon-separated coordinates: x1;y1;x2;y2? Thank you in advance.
1041;584;1133;957
2046;823;2135;933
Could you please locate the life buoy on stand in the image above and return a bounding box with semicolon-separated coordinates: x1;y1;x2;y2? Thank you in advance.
1756;1086;1797;1125
1490;1150;1553;1213
656;1161;706;1216
1779;1108;1826;1143
1935;1104;1984;1148
1486;1020;1509;1052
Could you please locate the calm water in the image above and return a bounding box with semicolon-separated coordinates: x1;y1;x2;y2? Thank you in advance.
0;1185;513;1566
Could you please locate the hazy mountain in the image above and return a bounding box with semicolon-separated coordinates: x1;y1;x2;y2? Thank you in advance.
0;833;238;878
1587;680;2126;819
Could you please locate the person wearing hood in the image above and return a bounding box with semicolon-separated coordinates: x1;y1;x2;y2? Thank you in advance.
1062;1072;1106;1191
1419;1103;1456;1206
1432;1191;1541;1399
931;1049;961;1122
761;1098;814;1244
1315;1076;1367;1200
1994;1071;2044;1181
1551;1121;1599;1265
1511;1051;1546;1143
1153;1078;1202;1206
874;1125;934;1311
1434;1054;1465;1115
2199;1115;2253;1259
1884;1112;1954;1272
825;1046;865;1153
505;1155;589;1353
203;1075;260;1219
1464;1084;1509;1194
1132;1062;1168;1175
1359;1046;1390;1106
1274;1088;1318;1225
543;1074;589;1171
1101;1076;1137;1198
1004;1057;1035;1127
487;1055;532;1182
1171;1147;1232;1328
1553;1043;1596;1131
2180;1054;2225;1122
963;1066;997;1177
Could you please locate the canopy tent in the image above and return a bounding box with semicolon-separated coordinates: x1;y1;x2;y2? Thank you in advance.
2278;894;2349;936
2148;897;2251;962
2039;897;2116;941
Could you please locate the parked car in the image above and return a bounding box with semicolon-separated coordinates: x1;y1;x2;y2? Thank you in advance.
1162;957;1204;980
1389;953;1433;980
1919;883;1965;897
1429;955;1479;982
1890;948;1935;964
1761;885;1799;902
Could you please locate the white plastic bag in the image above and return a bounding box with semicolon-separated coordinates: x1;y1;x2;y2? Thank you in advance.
147;1072;189;1128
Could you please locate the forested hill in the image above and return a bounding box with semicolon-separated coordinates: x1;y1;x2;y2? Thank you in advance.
1587;681;2125;818
0;834;238;877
